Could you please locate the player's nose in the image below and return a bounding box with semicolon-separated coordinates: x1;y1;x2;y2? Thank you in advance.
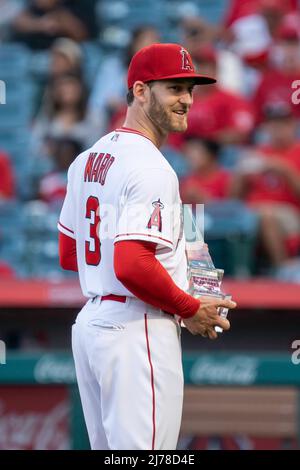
179;91;193;107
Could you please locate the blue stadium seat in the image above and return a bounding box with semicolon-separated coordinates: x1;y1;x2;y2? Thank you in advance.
29;50;50;78
82;42;103;87
219;145;243;171
0;43;31;79
99;0;129;24
162;145;189;178
17;202;69;278
204;200;258;238
0;78;35;121
166;0;229;24
204;200;259;277
0;128;30;161
195;0;229;24
99;0;167;31
0;201;27;276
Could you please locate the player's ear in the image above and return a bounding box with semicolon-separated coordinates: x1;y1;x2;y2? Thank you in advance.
133;81;148;104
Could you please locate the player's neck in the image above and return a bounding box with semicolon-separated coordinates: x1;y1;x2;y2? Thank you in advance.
123;110;167;149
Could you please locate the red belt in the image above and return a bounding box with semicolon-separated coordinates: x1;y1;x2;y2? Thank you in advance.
101;294;127;303
100;295;175;319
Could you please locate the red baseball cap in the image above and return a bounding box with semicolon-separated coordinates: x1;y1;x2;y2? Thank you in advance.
127;43;216;89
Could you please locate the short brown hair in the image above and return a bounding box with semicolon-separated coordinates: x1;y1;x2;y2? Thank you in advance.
126;88;134;106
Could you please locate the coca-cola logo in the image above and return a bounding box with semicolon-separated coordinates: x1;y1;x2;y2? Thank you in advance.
190;355;258;385
0;401;70;450
34;355;76;383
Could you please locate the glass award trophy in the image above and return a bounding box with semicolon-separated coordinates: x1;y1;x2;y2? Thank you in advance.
184;206;231;333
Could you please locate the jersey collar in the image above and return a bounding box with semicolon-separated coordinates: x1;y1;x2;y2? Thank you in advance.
115;127;155;145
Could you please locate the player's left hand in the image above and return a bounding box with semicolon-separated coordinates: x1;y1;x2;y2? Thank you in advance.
183;295;235;339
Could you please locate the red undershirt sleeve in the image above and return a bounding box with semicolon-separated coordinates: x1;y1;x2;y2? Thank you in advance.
59;232;78;272
114;240;200;319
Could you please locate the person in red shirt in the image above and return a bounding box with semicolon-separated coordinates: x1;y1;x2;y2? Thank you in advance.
253;30;300;124
224;0;297;29
168;47;255;149
0;150;16;278
231;103;300;268
180;137;231;204
39;137;81;206
0;150;15;200
224;0;260;28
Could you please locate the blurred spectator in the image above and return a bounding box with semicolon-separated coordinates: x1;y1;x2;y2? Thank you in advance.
0;262;15;278
223;12;272;97
180;16;216;56
64;0;98;39
169;47;255;149
34;38;83;114
180;138;231;204
89;26;160;133
32;73;101;152
12;0;91;50
259;0;297;39
33;37;84;117
39;137;81;206
231;103;300;269
276;11;300;43
253;31;300;123
224;0;297;30
228;14;271;64
224;0;258;28
0;0;23;41
223;0;298;90
180;15;244;95
0;151;15;200
50;37;83;79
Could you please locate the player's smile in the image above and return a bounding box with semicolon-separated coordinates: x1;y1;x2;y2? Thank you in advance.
170;104;189;130
173;110;187;115
172;110;188;127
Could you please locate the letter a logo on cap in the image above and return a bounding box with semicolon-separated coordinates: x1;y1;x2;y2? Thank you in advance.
181;48;193;71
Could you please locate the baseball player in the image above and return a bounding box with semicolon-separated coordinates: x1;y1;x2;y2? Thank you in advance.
58;43;236;450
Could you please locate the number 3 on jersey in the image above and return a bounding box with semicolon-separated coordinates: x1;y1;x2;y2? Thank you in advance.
85;196;101;265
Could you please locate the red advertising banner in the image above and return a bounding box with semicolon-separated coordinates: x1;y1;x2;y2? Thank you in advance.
0;279;300;308
0;385;70;449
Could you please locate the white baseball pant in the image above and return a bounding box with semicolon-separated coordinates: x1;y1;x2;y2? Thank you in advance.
71;296;184;450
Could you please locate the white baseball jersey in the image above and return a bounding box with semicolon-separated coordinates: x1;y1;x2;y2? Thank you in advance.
63;127;187;450
58;127;188;298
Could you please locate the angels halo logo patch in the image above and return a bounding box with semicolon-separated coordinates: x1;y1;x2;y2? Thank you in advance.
147;199;164;231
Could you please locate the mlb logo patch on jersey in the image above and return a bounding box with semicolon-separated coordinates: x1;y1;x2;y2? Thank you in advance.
111;133;120;142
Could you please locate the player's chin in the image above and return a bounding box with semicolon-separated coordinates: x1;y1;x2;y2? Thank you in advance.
170;119;188;133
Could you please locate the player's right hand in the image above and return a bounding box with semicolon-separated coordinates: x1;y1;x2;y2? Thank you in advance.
183;296;236;339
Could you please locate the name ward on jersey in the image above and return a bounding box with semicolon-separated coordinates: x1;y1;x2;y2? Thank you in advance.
84;152;115;185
